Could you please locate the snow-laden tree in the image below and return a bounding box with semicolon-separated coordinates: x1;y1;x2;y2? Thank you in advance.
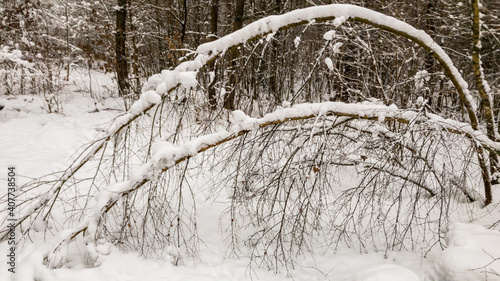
2;3;499;273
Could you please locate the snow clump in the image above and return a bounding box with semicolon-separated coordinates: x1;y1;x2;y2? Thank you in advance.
332;42;343;54
414;70;430;91
325;57;334;70
178;71;198;89
141;90;162;104
294;36;301;48
333;16;347;27
323;30;336;41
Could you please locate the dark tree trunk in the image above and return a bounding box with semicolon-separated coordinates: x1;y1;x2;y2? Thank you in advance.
270;0;283;104
423;0;436;108
181;0;187;44
207;0;219;109
224;0;245;110
232;0;244;33
209;0;218;40
128;0;140;98
116;0;129;98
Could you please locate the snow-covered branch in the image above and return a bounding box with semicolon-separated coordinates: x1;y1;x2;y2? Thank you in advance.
43;101;500;267
11;2;487;249
50;4;479;203
190;4;479;126
0;46;33;68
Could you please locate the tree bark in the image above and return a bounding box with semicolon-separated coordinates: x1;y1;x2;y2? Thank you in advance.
115;0;129;99
128;0;140;98
224;0;245;110
207;0;219;109
472;0;496;200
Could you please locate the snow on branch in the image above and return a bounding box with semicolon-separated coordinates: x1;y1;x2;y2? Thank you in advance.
190;4;478;124
0;46;33;68
44;101;500;267
67;3;481;198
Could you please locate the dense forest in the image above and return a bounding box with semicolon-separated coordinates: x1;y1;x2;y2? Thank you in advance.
1;1;500;280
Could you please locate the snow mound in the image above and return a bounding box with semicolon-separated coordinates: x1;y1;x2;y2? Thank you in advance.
434;223;500;281
356;264;420;281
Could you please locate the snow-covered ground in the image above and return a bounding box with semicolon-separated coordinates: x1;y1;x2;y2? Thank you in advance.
1;70;500;281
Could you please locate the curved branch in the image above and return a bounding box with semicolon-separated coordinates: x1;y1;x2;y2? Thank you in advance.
13;3;484;245
193;4;478;127
54;4;481;202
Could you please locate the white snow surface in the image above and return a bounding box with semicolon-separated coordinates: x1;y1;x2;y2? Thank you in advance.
432;223;500;281
356;264;420;281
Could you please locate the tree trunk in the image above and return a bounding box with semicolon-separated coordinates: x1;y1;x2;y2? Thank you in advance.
224;0;244;110
270;0;283;105
181;0;187;44
128;0;140;99
472;0;496;200
116;0;129;99
207;0;219;109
